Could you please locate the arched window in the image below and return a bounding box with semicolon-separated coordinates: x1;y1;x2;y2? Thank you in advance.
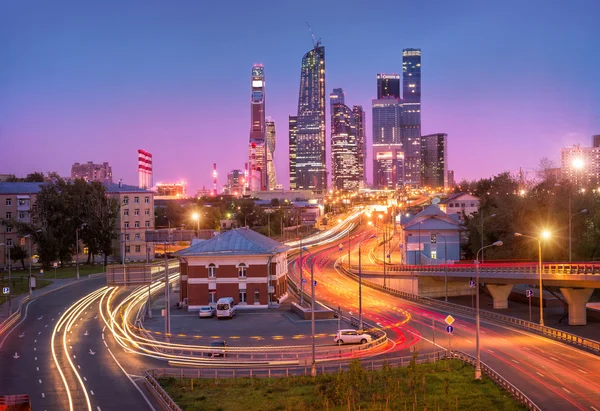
254;288;260;304
238;263;247;278
208;264;216;278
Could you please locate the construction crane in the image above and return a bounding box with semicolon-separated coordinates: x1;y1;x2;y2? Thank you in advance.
305;22;321;48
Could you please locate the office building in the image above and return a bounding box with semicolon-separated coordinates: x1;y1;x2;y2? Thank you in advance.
372;95;403;188
561;144;600;186
137;149;153;189
248;64;267;191
71;161;112;183
593;135;600;148
293;43;326;191
420;133;448;189
377;73;400;99
156;182;186;199
226;170;245;196
401;48;422;188
330;88;359;190
447;170;455;189
352;105;366;186
288;116;298;190
266;118;277;190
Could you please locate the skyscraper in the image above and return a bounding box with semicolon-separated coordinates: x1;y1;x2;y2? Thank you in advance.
330;88;359;190
372;94;403;188
266;117;277;190
288;116;297;190
248;64;267;191
293;43;326;191
401;48;422;188
420;133;447;189
377;74;400;99
352;105;366;185
137;149;153;189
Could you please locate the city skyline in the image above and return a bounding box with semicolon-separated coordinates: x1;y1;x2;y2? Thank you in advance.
2;1;599;192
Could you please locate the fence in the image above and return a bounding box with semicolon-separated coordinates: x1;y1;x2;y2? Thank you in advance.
106;260;179;286
337;264;600;355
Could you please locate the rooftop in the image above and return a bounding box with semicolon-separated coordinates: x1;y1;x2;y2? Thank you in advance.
0;182;44;194
103;182;153;193
176;227;289;257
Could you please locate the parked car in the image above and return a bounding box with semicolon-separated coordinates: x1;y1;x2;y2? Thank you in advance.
334;329;372;345
208;340;228;357
198;306;215;318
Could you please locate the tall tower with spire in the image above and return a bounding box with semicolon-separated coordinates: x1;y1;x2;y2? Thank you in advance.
248;64;267;191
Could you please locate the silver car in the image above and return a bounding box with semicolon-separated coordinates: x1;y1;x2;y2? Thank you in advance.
334;329;372;345
198;306;215;318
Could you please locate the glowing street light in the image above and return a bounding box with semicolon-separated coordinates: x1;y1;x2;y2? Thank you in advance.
192;212;200;236
514;231;551;326
475;240;503;380
301;247;317;377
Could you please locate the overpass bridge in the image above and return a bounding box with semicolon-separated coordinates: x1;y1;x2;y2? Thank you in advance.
350;262;600;326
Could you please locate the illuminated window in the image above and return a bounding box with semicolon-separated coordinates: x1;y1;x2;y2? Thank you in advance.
135;245;141;253
238;263;247;278
431;251;437;260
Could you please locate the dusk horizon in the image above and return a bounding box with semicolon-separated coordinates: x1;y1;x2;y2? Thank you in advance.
2;0;599;193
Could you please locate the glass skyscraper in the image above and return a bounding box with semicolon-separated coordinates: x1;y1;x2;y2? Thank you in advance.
288;116;297;190
372;87;403;188
401;48;422;188
248;64;267;191
330;88;359;190
352;105;366;186
377;74;400;99
266;117;277;190
420;133;447;189
293;44;326;191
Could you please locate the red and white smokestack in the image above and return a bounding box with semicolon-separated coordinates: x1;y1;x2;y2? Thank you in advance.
213;163;217;196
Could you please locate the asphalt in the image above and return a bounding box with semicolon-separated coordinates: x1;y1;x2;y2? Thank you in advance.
0;276;163;411
294;230;600;411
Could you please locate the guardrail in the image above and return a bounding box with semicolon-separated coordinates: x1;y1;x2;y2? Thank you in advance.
381;262;600;275
0;295;30;336
450;351;541;411
337;264;600;356
145;370;182;411
147;349;541;411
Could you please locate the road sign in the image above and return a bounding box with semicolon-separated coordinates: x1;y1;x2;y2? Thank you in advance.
444;315;455;326
301;278;307;284
526;289;533;298
469;280;475;288
445;325;454;334
53;262;58;268
313;280;317;286
39;269;44;275
2;287;9;295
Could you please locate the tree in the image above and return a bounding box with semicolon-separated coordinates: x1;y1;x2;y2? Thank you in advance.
25;172;45;182
10;244;28;270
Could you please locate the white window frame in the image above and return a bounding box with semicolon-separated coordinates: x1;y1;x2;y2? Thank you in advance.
6;212;11;219
144;197;150;204
238;263;247;278
123;196;129;205
134;209;140;216
145;221;150;228
209;291;216;304
134;221;140;228
208;264;216;278
5;199;11;206
134;197;140;204
145;209;150;215
239;290;246;303
135;245;141;253
123;209;129;216
124;222;130;229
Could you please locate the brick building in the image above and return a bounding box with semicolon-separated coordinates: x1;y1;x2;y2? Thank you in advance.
176;228;289;310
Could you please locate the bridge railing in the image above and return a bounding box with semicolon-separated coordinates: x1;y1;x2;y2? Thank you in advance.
380;262;600;275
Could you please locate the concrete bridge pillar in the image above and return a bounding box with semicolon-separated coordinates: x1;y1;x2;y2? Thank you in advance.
560;288;594;326
486;284;514;309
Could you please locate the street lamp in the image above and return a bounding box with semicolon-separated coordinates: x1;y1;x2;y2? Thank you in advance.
301;247;317;377
23;231;41;296
569;209;588;262
475;240;503;380
76;223;88;280
0;242;12;315
192;212;200;237
338;219;351;270
514;231;550;326
434;232;448;302
357;234;376;330
480;213;496;263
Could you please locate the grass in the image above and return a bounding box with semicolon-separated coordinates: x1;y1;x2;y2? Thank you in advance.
0;276;52;307
158;359;526;411
4;264;104;280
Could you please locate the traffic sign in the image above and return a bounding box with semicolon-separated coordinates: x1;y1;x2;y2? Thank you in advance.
526;290;533;298
313;280;317;286
39;269;44;275
2;287;9;295
469;280;475;288
301;278;307;284
445;325;454;334
53;262;58;268
444;315;455;326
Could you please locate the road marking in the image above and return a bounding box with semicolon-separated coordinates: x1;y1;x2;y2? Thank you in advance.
73;355;76;359
41;393;45;398
34;340;37;343
38;379;42;384
511;359;519;364
103;340;108;347
90;390;94;396
35;357;37;361
550;356;558;361
84;377;87;381
37;367;39;371
522;347;530;351
501;338;508;342
38;332;41;335
487;349;495;354
578;369;588;374
536;372;544;377
77;365;81;369
465;339;472;344
590;406;599;411
102;325;106;332
34;347;36;351
106;347;157;411
45;325;48;328
562;387;571;394
97;407;102;411
101;333;104;340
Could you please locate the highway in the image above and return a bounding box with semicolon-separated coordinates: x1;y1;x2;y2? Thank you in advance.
293;227;600;411
0;277;162;411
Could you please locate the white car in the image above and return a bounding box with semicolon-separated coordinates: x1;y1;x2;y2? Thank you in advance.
198;306;215;318
334;329;372;345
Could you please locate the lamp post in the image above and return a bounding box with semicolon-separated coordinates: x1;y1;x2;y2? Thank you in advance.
514;231;550;326
357;234;376;329
569;209;588;262
75;223;87;280
480;213;496;263
25;232;41;295
301;247;317;377
338;219;351;270
475;240;503;380
0;243;11;315
192;212;200;237
435;232;448;302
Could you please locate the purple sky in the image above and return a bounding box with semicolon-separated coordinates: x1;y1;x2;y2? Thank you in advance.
2;0;599;193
